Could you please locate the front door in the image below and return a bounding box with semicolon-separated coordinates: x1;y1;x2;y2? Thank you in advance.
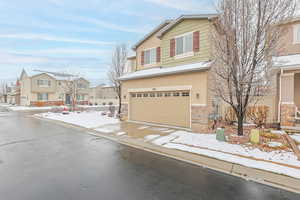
65;94;71;105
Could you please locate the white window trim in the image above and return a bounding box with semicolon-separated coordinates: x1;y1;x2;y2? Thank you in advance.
293;24;300;44
37;79;51;88
37;93;49;101
174;31;194;59
143;47;157;66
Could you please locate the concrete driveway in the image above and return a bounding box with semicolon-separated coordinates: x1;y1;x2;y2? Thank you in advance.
0;109;299;200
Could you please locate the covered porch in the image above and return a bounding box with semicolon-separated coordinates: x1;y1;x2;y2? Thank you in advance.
279;68;300;128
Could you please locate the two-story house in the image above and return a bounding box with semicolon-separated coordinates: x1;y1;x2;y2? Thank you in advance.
19;70;90;106
88;84;118;105
120;15;217;132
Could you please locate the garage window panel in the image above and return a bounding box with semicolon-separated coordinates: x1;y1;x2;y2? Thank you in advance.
173;92;180;97
157;93;163;97
143;93;149;97
182;92;190;96
150;93;155;97
165;92;171;97
131;93;136;98
137;93;142;97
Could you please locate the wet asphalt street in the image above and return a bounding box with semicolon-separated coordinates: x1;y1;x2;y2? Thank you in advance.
0;107;299;200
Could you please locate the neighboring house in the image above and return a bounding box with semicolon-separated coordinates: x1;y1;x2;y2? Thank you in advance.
89;85;118;105
6;80;21;105
273;16;300;129
120;14;300;132
19;70;90;106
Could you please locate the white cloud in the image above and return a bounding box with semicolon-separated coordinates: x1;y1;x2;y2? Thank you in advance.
63;15;148;34
144;0;215;12
0;51;49;65
0;33;114;45
12;48;111;57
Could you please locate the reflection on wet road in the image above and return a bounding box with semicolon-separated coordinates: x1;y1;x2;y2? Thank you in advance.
0;109;299;200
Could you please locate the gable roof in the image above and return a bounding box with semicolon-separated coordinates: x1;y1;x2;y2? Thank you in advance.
132;20;172;50
157;14;218;39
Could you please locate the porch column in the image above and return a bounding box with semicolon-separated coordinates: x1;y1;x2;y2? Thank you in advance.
280;72;296;127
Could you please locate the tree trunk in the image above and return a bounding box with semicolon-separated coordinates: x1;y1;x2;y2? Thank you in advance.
118;97;122;116
237;114;244;136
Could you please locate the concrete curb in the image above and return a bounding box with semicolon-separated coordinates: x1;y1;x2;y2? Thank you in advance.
33;116;300;194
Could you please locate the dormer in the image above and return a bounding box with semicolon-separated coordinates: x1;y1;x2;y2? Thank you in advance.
132;20;172;71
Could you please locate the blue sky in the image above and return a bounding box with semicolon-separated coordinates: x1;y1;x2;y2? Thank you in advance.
0;0;215;85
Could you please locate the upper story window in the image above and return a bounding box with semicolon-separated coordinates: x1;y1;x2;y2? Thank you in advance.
37;79;51;87
144;48;156;65
294;24;300;44
77;83;87;89
175;33;193;56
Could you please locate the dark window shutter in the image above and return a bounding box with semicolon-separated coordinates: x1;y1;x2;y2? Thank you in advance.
156;47;161;62
193;31;200;52
141;51;144;65
170;39;175;57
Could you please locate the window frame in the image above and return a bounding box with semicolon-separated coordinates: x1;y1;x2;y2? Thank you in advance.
143;47;157;66
37;79;51;88
37;93;49;101
294;24;300;44
174;32;194;59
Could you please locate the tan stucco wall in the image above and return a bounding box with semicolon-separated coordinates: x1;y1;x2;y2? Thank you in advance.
136;32;162;71
31;74;57;93
295;73;300;108
161;19;212;67
121;71;208;106
20;74;32;106
277;20;300;56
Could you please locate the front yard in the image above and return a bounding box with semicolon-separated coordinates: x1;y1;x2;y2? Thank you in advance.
35;110;300;180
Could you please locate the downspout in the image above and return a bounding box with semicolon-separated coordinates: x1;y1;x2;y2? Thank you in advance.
278;69;283;123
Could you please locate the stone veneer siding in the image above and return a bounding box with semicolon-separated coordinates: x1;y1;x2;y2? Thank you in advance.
280;104;296;127
191;105;211;133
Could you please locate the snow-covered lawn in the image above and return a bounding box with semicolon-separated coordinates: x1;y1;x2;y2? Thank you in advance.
150;131;300;179
8;106;55;111
291;134;300;143
36;111;119;129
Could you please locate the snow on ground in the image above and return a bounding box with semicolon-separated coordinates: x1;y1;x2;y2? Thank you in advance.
116;132;126;136
9;106;54;111
37;111;119;129
151;131;300;178
291;134;300;143
164;143;300;179
144;135;161;141
95;124;121;133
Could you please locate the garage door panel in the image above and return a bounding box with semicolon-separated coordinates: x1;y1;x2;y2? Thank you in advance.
129;91;190;128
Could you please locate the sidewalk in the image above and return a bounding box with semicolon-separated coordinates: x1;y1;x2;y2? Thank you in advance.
34;111;300;193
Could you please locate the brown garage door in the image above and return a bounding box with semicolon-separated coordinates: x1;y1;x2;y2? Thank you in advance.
129;91;190;128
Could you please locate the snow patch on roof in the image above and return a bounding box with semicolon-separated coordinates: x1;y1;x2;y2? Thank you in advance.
273;54;300;67
119;61;211;81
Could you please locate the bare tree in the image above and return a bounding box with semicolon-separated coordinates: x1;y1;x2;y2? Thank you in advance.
0;81;8;103
212;0;296;135
108;44;127;116
61;75;81;111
